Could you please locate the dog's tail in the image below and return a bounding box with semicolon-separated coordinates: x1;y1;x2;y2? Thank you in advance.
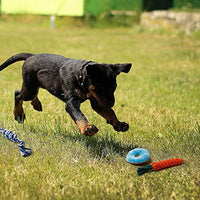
0;53;33;71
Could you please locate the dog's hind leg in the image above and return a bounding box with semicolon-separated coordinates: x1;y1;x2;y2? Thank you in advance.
14;80;41;123
14;90;25;123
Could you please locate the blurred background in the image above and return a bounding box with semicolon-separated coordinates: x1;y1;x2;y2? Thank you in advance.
0;0;200;33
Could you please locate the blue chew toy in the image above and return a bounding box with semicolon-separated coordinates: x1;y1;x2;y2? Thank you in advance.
126;148;150;164
0;129;32;157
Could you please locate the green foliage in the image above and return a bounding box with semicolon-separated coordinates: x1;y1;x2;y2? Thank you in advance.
0;20;200;200
85;0;142;16
174;0;200;9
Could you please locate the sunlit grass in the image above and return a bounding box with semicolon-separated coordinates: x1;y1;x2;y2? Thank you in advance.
0;19;200;200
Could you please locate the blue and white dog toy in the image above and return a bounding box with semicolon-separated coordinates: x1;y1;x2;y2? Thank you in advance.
0;129;32;157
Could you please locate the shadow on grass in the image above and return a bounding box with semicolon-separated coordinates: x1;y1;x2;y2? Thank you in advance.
61;132;137;159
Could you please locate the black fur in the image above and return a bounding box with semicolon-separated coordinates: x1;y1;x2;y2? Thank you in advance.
0;53;132;136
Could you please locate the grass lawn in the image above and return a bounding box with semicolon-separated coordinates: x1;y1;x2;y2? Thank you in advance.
0;19;200;200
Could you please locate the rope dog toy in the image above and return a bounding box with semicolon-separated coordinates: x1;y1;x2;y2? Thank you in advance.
126;148;150;164
137;158;184;176
0;129;32;157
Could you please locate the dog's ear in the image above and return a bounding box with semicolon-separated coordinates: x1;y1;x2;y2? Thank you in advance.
111;63;132;75
86;63;102;78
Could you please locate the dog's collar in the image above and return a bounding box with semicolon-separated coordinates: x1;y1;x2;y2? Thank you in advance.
78;61;92;92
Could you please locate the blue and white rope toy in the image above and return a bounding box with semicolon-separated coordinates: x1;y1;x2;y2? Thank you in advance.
0;129;32;157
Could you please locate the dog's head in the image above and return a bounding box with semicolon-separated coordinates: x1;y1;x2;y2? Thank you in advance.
86;63;132;108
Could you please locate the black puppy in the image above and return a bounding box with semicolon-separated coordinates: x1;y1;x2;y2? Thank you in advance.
0;53;132;136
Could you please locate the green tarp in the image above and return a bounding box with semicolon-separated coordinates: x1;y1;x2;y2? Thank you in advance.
85;0;142;16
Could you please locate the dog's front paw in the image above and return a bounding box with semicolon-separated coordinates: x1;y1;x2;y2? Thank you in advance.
83;125;99;136
76;120;99;136
113;121;129;132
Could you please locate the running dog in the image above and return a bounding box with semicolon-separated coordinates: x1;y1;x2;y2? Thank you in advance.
0;53;132;136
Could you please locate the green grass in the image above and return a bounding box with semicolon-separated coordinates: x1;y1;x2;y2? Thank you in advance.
0;19;200;200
